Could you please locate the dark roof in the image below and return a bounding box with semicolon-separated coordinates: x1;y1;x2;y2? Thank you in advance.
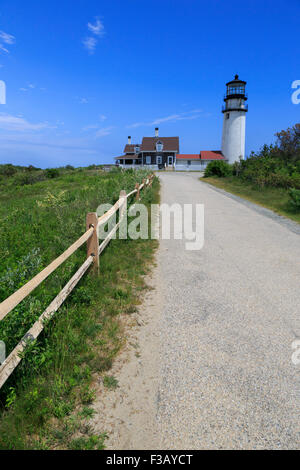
124;144;140;153
226;74;246;86
114;155;140;160
176;154;200;160
200;151;224;160
141;137;179;152
114;155;125;160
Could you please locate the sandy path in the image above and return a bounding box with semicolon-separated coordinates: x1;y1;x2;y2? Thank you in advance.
92;173;300;450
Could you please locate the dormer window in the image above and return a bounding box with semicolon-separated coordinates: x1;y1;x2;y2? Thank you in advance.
135;145;140;154
156;141;163;152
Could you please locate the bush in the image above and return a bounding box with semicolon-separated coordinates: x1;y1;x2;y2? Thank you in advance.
232;125;300;188
14;171;46;186
26;165;39;172
204;160;232;178
0;164;17;177
45;168;60;179
289;188;300;211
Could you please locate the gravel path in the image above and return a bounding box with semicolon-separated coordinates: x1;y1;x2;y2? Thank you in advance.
93;172;300;449
156;173;300;449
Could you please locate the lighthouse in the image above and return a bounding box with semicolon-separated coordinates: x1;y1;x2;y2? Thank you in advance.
221;75;248;164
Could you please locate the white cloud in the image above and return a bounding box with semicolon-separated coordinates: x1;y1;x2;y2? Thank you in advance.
88;18;105;36
83;17;105;54
0;113;52;132
82;36;97;54
0;134;99;164
0;44;9;53
127;110;203;128
82;115;108;132
0;31;15;44
95;126;114;138
19;84;42;93
0;31;15;54
152;114;182;125
82;124;99;131
79;97;88;104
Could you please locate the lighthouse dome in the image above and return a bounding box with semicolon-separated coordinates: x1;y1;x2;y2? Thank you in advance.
225;74;247;101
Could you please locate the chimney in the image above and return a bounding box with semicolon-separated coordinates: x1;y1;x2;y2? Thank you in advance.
155;127;159;138
128;136;132;145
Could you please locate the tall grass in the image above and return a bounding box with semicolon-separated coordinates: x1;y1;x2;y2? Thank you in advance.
0;167;159;449
202;176;300;224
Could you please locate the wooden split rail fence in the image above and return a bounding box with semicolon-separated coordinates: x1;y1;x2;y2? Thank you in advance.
0;174;155;389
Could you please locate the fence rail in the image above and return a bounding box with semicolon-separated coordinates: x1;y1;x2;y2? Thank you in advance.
0;173;155;390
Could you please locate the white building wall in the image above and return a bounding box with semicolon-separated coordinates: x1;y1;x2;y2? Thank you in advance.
175;161;207;171
118;164;159;170
221;113;228;156
222;110;246;164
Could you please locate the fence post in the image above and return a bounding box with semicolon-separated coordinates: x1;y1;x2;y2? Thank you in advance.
119;190;127;240
135;183;140;201
86;212;99;273
119;190;127;217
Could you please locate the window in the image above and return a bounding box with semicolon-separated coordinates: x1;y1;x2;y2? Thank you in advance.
157;156;162;164
135;146;140;154
227;85;245;95
226;113;230;119
146;156;151;165
187;160;191;166
156;141;163;152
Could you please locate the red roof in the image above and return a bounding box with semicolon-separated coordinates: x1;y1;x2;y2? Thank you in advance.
176;154;200;160
200;151;224;160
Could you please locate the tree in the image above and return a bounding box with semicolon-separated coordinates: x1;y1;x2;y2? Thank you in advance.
275;124;300;162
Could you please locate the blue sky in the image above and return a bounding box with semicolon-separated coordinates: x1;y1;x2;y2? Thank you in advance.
0;0;299;168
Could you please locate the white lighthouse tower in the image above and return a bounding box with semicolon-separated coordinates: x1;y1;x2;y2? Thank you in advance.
221;74;248;164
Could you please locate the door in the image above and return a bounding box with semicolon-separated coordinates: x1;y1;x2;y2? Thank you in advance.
168;156;173;166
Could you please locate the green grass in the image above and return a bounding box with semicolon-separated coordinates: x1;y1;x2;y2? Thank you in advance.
68;434;108;450
0;167;159;449
202;176;300;224
103;375;119;390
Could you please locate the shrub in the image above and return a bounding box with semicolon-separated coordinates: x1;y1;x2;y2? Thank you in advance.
289;188;300;211
204;160;232;178
0;164;17;177
14;171;46;186
233;125;300;188
26;165;39;172
45;168;60;179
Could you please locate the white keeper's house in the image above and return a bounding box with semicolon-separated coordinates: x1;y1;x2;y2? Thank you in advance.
114;75;247;171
